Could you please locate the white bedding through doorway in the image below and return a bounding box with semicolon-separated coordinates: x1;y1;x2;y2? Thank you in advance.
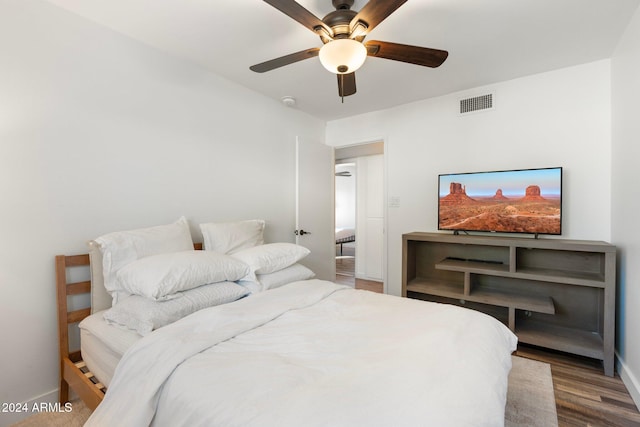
86;280;517;427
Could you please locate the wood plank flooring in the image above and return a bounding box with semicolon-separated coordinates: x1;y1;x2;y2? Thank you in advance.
515;345;640;427
335;256;355;278
335;258;640;426
334;256;383;292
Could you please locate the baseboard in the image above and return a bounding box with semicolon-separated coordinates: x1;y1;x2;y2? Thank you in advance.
616;351;640;411
0;389;59;427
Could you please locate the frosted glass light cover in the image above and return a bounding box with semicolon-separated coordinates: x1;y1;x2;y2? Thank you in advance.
319;39;367;74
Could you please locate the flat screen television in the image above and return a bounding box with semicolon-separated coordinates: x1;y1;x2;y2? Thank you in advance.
438;167;562;236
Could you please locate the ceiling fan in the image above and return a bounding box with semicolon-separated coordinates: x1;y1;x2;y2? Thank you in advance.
250;0;448;101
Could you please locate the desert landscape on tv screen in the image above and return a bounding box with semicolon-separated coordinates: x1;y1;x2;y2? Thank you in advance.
438;169;561;234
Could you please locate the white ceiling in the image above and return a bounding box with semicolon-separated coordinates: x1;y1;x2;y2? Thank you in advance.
45;0;639;121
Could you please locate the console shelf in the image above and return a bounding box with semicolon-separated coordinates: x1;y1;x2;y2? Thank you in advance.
407;277;555;315
402;232;616;376
436;258;510;274
516;320;604;360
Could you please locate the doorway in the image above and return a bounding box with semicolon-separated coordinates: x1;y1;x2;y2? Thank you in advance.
334;142;385;293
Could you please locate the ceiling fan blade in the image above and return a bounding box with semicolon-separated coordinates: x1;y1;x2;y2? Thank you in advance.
349;0;407;35
262;0;332;37
338;72;357;98
365;40;448;68
250;48;320;73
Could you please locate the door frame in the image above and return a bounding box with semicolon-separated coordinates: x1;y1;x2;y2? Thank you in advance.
334;140;387;293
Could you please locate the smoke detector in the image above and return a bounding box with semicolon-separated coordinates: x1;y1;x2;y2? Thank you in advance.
281;96;297;107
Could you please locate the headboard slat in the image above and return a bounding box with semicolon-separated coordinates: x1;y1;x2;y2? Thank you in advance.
67;308;91;324
64;254;90;267
67;280;91;295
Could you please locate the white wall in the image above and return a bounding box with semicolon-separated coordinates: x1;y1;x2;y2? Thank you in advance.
326;60;612;298
612;5;640;408
0;0;324;423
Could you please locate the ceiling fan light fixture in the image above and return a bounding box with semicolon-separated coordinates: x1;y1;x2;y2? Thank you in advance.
319;39;367;74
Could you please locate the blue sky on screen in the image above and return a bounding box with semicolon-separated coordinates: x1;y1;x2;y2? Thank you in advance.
439;168;562;197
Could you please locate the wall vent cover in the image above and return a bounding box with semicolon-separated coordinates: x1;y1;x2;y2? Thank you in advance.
460;93;494;114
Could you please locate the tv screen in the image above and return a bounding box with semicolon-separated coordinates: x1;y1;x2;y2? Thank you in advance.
438;167;562;235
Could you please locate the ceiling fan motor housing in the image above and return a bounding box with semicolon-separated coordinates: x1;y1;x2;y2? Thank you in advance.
324;1;357;38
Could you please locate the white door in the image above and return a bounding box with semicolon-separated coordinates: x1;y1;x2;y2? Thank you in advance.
357;154;384;281
295;137;335;280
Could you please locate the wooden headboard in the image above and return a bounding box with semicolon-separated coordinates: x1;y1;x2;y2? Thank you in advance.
55;253;103;410
55;242;203;410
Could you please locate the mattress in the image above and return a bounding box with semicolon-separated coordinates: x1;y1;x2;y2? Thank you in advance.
86;280;518;427
79;310;140;387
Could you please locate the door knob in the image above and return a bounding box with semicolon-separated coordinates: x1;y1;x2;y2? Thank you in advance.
295;229;311;236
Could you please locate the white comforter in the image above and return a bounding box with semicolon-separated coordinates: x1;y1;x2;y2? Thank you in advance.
86;280;517;427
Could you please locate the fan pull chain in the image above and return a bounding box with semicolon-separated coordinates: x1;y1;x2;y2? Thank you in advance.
340;73;344;103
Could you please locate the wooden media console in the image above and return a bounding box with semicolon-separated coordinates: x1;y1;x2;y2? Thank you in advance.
402;232;616;376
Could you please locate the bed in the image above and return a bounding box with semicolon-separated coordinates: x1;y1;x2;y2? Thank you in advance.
335;227;356;255
56;218;517;427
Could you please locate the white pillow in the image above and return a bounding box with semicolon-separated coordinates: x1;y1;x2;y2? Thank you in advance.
258;263;316;290
200;220;265;254
116;251;250;301
94;217;194;304
103;281;249;335
238;264;315;294
231;243;310;281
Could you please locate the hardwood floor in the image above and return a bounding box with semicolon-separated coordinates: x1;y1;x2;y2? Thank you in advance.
335;255;355;278
335;256;383;292
515;345;640;427
353;278;384;293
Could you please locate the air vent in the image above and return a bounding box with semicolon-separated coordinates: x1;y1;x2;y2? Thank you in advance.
459;93;494;114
